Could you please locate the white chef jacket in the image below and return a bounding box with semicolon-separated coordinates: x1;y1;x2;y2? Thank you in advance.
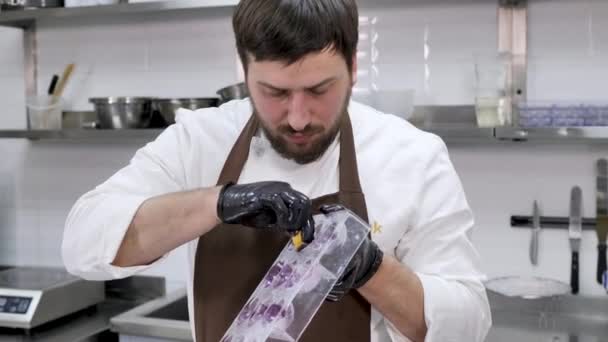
62;99;492;342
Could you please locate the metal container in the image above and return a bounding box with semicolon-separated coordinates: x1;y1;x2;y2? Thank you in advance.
89;97;154;129
0;0;63;10
154;98;219;124
216;83;248;104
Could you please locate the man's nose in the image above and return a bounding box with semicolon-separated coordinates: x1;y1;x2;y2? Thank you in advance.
287;92;312;132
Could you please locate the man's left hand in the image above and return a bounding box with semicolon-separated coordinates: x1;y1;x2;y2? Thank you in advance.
319;204;384;302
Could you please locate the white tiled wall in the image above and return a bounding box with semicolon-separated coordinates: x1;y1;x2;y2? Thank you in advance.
1;0;608;296
0;27;27;129
35;7;239;110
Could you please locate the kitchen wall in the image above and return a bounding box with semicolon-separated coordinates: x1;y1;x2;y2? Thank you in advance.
0;0;607;295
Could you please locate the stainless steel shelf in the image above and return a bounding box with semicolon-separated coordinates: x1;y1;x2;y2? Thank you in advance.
421;126;496;142
0;129;163;140
495;127;608;142
411;105;496;142
0;0;238;26
0;127;495;142
1;107;608;143
6;126;608;143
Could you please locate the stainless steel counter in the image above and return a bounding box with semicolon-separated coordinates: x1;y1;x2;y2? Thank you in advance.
0;299;132;342
110;288;608;342
487;291;608;342
111;288;191;341
0;275;165;342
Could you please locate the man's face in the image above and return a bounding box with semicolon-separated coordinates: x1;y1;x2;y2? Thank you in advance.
246;49;357;164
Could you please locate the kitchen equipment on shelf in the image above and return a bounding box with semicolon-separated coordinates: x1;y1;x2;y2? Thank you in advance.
217;82;249;104
529;200;541;266
569;186;582;294
596;159;608;284
88;97;162;129
518;102;608;128
62;110;97;129
485;276;570;299
221;209;370;342
153;97;219;125
26;95;63;130
64;0;120;7
0;266;104;329
25;64;74;130
0;0;63;10
473;54;511;128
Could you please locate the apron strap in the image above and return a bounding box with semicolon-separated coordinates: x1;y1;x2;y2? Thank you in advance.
338;114;364;194
216;114;259;186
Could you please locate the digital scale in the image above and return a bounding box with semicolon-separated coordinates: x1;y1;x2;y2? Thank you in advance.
0;266;105;329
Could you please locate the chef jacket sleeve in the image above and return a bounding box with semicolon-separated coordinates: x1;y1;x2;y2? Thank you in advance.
385;134;492;342
62;119;193;281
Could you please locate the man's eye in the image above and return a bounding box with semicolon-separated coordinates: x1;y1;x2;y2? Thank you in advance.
268;90;288;98
309;88;328;96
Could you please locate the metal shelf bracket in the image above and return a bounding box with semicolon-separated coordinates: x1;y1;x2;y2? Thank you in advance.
498;0;528;126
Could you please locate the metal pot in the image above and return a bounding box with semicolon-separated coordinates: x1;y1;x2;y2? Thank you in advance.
154;98;219;125
0;0;63;10
89;97;155;129
216;83;248;104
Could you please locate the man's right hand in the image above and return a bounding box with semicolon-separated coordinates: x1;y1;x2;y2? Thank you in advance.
217;181;315;243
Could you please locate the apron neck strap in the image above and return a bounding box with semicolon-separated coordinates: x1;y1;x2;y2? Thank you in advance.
337;113;363;193
216;115;259;186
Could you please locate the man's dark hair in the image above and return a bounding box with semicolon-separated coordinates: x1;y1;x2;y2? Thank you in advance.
233;0;359;74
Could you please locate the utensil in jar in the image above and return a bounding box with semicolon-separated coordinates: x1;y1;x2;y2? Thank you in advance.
47;74;59;95
40;64;74;129
52;64;75;101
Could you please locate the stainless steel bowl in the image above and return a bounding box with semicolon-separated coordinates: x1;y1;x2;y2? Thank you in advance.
154;98;219;124
89;97;154;129
216;83;248;104
1;0;63;10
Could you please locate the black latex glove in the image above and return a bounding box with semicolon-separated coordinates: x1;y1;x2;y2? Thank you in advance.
320;204;384;302
217;181;315;243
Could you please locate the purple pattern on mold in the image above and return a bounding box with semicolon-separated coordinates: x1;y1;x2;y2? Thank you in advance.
264;262;284;288
264;303;282;323
237;298;258;324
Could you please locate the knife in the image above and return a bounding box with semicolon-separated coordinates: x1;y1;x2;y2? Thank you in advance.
596;159;608;284
569;186;582;294
530;200;540;265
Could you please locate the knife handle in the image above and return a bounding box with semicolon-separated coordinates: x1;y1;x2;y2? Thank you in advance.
598;243;607;284
530;229;539;265
571;251;579;294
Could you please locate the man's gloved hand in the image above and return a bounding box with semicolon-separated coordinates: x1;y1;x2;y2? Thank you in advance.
217;181;315;243
320;204;384;302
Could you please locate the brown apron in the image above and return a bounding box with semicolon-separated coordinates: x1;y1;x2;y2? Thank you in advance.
193;113;371;341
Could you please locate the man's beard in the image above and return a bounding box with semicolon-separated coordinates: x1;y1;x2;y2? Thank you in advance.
254;90;351;165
